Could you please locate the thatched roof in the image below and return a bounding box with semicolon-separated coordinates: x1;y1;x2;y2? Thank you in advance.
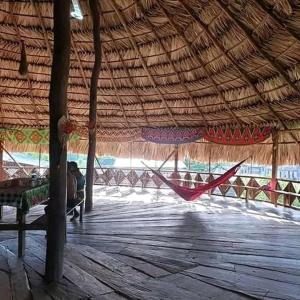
0;0;299;163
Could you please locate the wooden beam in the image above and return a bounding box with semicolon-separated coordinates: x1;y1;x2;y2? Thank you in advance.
30;0;52;57
157;2;242;125
85;0;102;213
31;0;95;122
100;12;149;126
110;0;179;127
70;36;92;116
0;140;4;181
178;0;299;143
134;0;206;124
102;52;130;127
8;3;41;127
45;0;71;283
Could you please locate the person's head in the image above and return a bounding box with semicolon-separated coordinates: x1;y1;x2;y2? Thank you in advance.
67;162;72;173
68;161;78;172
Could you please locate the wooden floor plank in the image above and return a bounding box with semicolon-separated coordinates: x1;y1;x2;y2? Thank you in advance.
0;190;300;299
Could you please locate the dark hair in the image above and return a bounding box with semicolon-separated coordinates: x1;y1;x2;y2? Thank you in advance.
69;161;78;169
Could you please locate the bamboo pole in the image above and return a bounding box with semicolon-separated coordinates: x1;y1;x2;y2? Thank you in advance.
85;0;102;212
45;0;70;282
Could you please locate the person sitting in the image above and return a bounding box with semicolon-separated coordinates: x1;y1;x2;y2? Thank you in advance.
44;164;78;224
67;163;78;220
68;161;85;220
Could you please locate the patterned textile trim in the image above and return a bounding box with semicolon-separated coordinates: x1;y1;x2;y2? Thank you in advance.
142;127;203;144
204;126;272;145
0;128;80;145
97;128;141;142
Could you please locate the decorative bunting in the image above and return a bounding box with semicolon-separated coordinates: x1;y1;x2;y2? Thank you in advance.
204;126;272;145
97;128;141;143
0;128;80;145
142;127;203;144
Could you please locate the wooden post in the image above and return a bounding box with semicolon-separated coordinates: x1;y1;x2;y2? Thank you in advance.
45;0;71;282
0;142;3;219
0;141;4;181
174;144;179;172
38;145;41;175
17;208;25;257
271;130;279;206
85;0;101;212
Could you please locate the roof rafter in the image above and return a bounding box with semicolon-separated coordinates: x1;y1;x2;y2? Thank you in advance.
110;0;179;127
134;0;207;125
215;0;300;97
30;0;92;123
100;11;149;126
252;0;300;43
30;0;51;56
178;0;299;143
70;36;92;115
102;52;130;127
157;1;242;125
8;3;41;127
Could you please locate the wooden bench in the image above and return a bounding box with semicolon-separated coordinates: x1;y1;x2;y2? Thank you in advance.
32;197;85;226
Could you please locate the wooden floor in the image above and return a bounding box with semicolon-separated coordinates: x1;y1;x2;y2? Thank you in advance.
0;186;300;299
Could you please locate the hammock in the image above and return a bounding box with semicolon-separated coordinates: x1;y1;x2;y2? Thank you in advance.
144;159;246;201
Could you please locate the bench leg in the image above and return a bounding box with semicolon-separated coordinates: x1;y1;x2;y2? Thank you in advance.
79;203;83;223
17;208;25;257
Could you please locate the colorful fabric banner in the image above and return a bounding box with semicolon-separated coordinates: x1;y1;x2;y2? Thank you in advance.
97;128;141;142
142;127;203;144
0;128;80;145
204;126;272;145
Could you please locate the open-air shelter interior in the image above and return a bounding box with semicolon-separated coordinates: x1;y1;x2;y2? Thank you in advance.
0;0;299;299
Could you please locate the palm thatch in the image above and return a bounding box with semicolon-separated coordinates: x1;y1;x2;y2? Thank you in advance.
0;0;300;164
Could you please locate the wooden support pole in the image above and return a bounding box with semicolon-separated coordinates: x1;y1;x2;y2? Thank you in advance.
174;144;179;172
38;145;41;175
85;0;102;212
271;130;279;206
45;0;70;282
0;141;3;219
0;140;4;181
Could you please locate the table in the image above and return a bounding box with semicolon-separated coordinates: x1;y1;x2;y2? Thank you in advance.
0;181;49;257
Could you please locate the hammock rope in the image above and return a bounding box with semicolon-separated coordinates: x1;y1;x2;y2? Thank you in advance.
143;159;247;201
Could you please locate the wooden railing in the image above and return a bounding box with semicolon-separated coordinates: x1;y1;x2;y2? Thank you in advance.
93;167;300;209
1;163;299;209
